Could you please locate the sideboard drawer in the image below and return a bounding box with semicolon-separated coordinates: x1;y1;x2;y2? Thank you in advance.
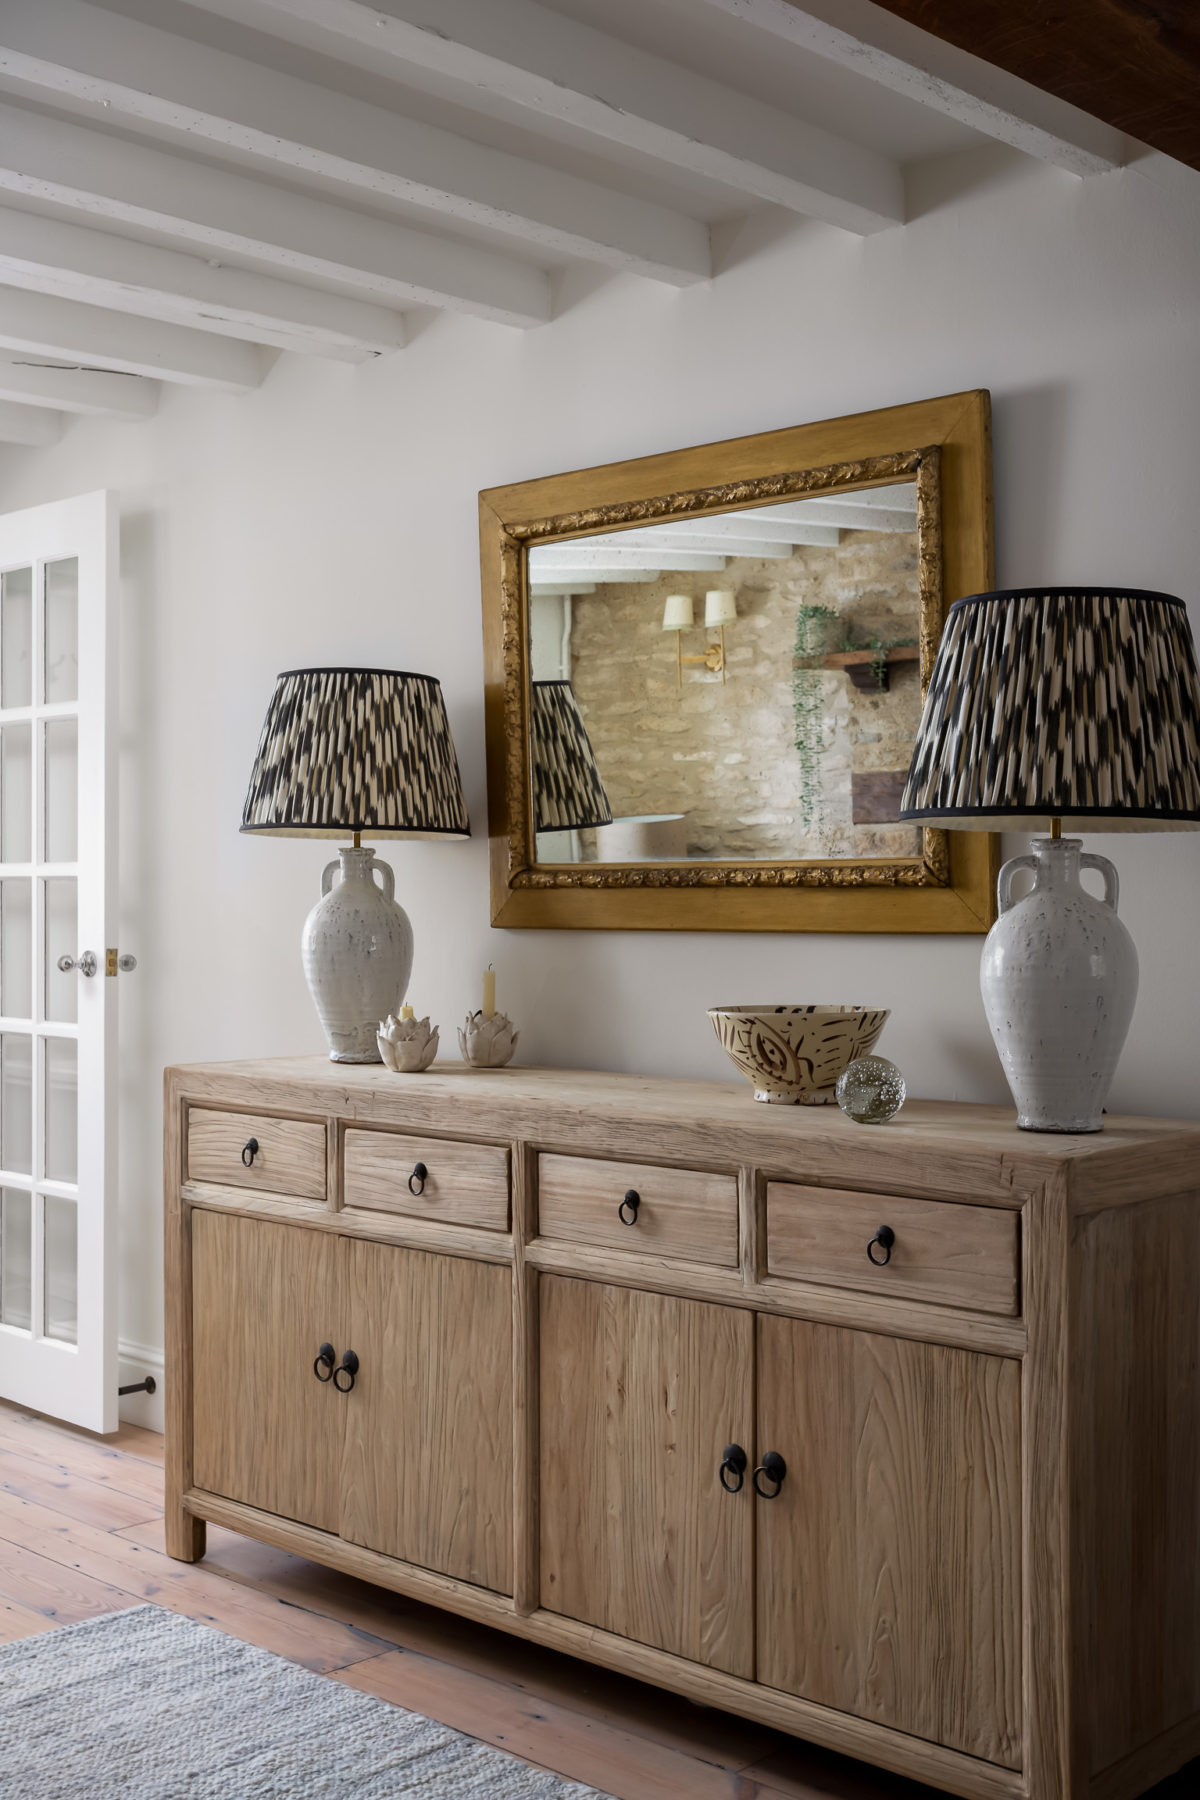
766;1184;1019;1316
343;1130;510;1231
538;1154;738;1266
186;1107;327;1201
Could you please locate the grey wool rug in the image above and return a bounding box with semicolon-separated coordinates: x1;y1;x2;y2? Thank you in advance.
0;1605;615;1799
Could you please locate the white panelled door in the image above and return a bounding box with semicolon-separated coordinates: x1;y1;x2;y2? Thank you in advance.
0;492;119;1433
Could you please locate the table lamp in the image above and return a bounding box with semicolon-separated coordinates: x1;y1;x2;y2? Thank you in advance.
900;588;1200;1131
531;679;613;833
242;667;469;1062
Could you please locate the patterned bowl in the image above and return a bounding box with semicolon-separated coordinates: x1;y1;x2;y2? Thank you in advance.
708;1005;890;1105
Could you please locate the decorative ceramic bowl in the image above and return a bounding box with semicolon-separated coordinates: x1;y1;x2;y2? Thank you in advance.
708;1005;890;1104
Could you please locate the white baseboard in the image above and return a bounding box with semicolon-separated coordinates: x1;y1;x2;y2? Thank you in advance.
117;1337;165;1433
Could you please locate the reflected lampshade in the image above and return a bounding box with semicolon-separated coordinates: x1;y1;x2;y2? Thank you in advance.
241;667;470;839
900;588;1200;832
704;589;737;627
531;679;613;833
661;594;694;631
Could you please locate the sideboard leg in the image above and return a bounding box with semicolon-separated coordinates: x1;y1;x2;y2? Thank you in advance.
165;1506;206;1562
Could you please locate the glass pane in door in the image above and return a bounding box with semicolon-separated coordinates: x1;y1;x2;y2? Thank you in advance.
0;1187;31;1329
44;1038;77;1185
43;1195;77;1344
0;878;31;1019
1;724;31;863
1;568;32;709
43;879;77;1024
0;1034;31;1176
44;560;79;705
44;718;77;864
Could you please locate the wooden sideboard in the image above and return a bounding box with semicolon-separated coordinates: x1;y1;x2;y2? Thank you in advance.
164;1059;1200;1800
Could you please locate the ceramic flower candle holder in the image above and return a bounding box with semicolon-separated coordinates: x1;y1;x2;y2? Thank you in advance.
459;1010;519;1069
376;1012;439;1073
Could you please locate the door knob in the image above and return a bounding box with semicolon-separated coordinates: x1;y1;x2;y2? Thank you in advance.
333;1350;359;1393
313;1342;336;1382
618;1189;640;1225
867;1225;896;1266
57;951;98;978
719;1443;748;1493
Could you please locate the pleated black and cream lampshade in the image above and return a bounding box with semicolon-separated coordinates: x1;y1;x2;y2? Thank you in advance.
242;667;470;839
531;679;613;833
900;588;1200;1133
242;668;469;1066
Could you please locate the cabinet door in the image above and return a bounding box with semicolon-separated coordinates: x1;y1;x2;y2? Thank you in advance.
540;1276;754;1677
757;1316;1022;1768
191;1211;343;1531
340;1242;513;1594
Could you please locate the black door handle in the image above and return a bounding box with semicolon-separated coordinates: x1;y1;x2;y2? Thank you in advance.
719;1443;748;1493
313;1342;336;1382
408;1162;428;1196
618;1189;640;1226
241;1137;259;1167
333;1349;359;1393
753;1451;787;1498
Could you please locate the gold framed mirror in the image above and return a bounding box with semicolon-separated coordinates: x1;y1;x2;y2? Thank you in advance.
480;390;997;932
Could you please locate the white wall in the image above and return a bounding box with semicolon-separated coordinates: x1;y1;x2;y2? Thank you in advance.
3;142;1199;1400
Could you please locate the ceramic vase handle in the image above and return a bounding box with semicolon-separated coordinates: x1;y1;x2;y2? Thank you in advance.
1081;852;1119;912
320;860;341;898
372;860;395;903
996;854;1038;915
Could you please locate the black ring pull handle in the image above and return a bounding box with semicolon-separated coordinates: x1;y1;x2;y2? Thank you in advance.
408;1162;428;1196
719;1443;748;1494
313;1342;336;1382
241;1137;259;1167
753;1451;787;1499
618;1189;640;1226
867;1224;896;1266
333;1350;359;1393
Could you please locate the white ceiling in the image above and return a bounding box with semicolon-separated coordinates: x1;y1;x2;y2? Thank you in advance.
0;0;1139;449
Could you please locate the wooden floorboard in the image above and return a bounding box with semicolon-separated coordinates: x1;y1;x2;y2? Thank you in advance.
0;1398;1195;1800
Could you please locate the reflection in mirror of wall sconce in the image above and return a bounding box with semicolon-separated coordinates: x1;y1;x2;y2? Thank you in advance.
661;589;737;689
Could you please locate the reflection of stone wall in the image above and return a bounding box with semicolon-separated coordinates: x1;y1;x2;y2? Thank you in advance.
569;532;923;861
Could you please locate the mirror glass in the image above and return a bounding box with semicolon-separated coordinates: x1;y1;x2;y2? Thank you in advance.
528;481;924;864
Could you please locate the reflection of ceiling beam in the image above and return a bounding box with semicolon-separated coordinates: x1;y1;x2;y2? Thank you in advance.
582;532;793;559
205;0;904;234
0;0;708;290
0;354;159;417
530;549;728;573
759;500;917;532
0;399;62;446
530;568;659;585
696;0;1125;176
640;517;841;549
531;583;596;596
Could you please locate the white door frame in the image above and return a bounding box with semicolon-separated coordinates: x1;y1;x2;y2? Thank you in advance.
0;490;118;1433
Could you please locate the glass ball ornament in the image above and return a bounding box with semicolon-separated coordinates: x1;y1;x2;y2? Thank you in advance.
836;1055;906;1124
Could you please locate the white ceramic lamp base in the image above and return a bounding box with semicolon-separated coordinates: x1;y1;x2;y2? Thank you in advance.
301;847;413;1062
980;837;1138;1132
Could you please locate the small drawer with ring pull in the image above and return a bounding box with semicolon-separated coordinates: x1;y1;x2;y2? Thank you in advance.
342;1129;510;1230
765;1182;1020;1317
186;1107;327;1201
537;1153;738;1267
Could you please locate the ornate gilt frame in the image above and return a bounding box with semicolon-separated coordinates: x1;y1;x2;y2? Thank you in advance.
480;389;998;932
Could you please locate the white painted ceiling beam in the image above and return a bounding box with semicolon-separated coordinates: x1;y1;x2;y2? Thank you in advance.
698;0;1125;177
0;400;62;447
0;290;262;391
764;499;916;531
0;0;709;288
531;583;596;597
0;356;158;418
0;106;547;330
0;208;405;362
531;549;728;572
192;0;903;234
